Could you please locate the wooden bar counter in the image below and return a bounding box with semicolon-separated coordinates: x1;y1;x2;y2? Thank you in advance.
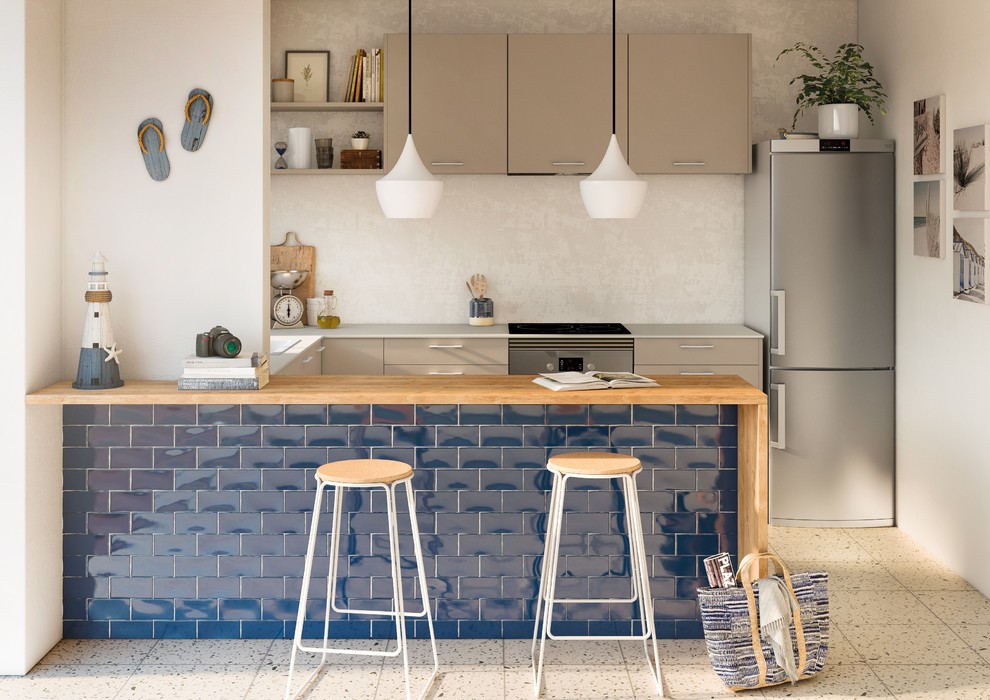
32;374;767;640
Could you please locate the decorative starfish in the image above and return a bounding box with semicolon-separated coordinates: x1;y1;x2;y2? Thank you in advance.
103;343;123;364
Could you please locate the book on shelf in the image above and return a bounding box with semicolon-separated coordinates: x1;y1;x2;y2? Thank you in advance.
532;371;660;392
177;365;270;390
343;47;382;102
181;352;265;369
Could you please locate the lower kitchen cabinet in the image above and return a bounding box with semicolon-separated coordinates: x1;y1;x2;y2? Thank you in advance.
384;337;508;376
635;336;762;387
321;338;385;375
277;341;323;376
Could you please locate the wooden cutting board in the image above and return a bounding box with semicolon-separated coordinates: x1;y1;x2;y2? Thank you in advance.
271;233;316;302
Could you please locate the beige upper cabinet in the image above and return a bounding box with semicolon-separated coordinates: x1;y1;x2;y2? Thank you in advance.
507;34;628;175
629;34;751;174
384;34;507;174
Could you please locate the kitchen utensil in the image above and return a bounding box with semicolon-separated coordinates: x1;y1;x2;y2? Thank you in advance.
466;281;476;298
470;273;487;298
271;231;315;302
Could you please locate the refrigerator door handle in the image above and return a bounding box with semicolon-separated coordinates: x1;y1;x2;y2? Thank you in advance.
770;382;786;450
770;290;786;355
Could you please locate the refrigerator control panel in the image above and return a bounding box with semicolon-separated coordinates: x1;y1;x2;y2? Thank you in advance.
819;139;851;151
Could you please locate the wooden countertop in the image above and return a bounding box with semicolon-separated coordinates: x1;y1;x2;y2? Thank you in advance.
27;374;766;405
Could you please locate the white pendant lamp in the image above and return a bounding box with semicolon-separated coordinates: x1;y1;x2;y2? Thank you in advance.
376;0;443;218
580;0;646;219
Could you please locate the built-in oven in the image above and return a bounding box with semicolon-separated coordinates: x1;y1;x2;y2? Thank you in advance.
507;323;634;374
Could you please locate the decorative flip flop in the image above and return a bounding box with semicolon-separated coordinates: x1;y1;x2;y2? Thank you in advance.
181;88;213;151
137;117;169;181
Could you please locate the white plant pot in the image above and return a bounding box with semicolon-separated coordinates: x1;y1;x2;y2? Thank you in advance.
818;103;860;138
351;138;370;150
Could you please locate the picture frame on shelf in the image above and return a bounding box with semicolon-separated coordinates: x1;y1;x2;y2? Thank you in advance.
285;50;330;102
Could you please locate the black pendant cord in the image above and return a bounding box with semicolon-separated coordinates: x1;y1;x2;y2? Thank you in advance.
408;0;413;136
611;0;616;135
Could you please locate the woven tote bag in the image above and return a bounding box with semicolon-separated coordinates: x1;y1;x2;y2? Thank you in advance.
697;552;829;691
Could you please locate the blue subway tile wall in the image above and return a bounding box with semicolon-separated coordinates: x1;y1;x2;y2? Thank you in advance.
63;403;738;640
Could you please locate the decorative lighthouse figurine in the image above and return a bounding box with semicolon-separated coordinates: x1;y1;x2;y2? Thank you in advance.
72;252;124;390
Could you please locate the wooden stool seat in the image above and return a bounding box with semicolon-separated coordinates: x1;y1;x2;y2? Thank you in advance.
315;458;413;485
547;452;641;476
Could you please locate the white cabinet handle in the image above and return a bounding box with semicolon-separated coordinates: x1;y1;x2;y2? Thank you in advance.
429;371;463;375
428;344;463;349
679;344;715;349
552;161;585;166
316;345;326;352
770;290;786;356
301;356;314;364
770;383;786;450
431;162;464;166
673;161;706;166
679;371;715;375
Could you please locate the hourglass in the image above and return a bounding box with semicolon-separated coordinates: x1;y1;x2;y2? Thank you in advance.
273;141;288;170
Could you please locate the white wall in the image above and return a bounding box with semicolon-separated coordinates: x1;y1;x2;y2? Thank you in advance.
270;0;858;324
0;0;65;675
62;0;270;380
860;0;990;595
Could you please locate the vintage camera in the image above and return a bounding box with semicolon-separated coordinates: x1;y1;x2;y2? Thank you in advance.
196;325;242;358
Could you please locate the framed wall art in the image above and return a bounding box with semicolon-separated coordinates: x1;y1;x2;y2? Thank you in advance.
913;94;945;175
913;180;943;258
952;218;987;304
285;50;330;102
953;124;988;211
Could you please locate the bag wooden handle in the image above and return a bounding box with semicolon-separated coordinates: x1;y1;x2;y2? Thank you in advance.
738;551;809;684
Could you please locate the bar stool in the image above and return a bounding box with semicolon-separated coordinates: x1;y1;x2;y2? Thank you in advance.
285;459;439;700
531;452;665;698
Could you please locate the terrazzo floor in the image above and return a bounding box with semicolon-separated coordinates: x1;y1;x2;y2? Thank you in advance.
5;526;990;699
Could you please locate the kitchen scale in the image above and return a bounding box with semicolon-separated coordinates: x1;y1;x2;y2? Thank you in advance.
271;269;309;329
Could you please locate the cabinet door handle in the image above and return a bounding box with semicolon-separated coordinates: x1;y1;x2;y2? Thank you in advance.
431;162;464;166
428;344;464;349
679;371;715;375
301;356;314;364
673;161;706;166
769;383;786;450
429;371;464;375
552;161;585;166
770;290;786;356
316;346;326;352
679;344;715;349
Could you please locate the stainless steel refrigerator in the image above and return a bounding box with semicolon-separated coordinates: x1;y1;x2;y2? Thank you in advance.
744;139;895;527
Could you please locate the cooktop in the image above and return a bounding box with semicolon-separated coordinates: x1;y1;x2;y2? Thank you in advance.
508;322;631;335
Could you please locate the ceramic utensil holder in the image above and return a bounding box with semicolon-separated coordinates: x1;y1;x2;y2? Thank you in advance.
469;297;494;326
287;127;313;169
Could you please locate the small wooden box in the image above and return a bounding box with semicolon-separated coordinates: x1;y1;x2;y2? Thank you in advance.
340;149;382;169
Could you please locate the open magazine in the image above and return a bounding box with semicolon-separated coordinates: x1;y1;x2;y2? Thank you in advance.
532;371;659;392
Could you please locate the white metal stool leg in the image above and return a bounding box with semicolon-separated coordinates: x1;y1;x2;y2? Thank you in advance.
403;479;440;695
285;480;330;700
532;471;565;697
625;476;664;696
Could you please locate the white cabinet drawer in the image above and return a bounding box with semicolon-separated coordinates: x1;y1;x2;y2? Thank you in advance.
384;338;508;365
635;364;761;387
384;364;508;376
635;337;760;365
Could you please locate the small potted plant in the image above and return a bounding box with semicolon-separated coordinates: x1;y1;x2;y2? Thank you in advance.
775;42;887;138
351;131;370;150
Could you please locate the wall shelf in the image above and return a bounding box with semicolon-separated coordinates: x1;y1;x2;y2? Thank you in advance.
271;101;384;112
271;168;383;175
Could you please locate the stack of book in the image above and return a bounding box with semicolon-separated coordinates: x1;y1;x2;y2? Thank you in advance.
178;352;269;390
343;48;383;102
